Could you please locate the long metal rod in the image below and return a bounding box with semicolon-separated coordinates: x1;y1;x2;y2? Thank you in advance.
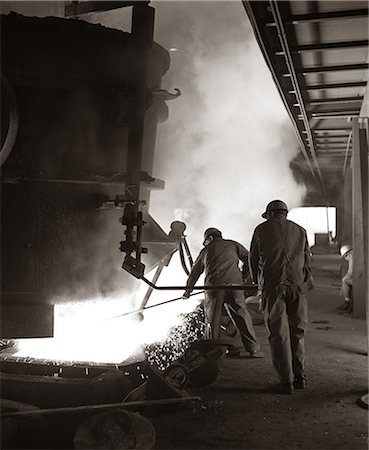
269;1;327;204
141;276;257;292
1;396;201;418
138;259;168;311
105;290;205;321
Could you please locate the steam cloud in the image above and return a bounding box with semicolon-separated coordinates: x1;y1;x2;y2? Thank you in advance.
2;1;307;292
149;1;306;253
83;1;306;252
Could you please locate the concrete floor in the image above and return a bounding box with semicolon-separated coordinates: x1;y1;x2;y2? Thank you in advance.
150;252;368;450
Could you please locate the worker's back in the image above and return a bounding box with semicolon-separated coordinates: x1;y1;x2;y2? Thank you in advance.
203;238;247;285
250;217;310;291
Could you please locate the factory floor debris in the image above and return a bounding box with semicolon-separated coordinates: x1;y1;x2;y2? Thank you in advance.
149;251;368;449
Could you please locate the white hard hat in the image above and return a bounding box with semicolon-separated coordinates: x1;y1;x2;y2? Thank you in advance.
340;244;352;257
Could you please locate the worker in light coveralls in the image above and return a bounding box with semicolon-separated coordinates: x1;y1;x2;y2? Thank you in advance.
336;244;353;312
250;200;313;394
183;228;263;358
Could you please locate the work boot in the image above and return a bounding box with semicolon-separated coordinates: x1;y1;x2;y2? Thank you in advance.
293;378;307;389
249;349;264;358
227;347;264;358
336;301;351;311
273;383;294;395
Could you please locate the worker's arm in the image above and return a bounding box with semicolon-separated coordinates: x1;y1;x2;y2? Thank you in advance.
183;251;205;298
249;231;259;285
234;241;251;282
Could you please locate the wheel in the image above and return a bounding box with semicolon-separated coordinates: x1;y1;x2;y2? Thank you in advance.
162;363;188;390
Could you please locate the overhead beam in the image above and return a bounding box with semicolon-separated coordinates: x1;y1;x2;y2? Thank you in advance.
313;128;351;133
315;140;351;144
310;108;361;114
306;96;364;106
317;146;350;149
318;151;348;154
242;0;320;189
266;8;369;26
318;153;350;156
298;81;367;92
316;142;351;146
308;109;361;118
289;63;369;76
316;135;352;139
268;1;327;203
275;39;369;55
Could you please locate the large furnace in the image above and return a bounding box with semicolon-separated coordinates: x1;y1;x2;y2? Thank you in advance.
1;8;178;338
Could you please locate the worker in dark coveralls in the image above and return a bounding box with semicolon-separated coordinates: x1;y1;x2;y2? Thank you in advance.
250;200;313;394
183;228;263;358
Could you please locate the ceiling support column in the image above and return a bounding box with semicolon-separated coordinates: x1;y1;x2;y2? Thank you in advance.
351;118;368;319
341;168;352;245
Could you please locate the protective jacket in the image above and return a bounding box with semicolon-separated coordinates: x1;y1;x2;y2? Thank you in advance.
249;217;312;293
184;237;259;353
185;237;248;291
250;215;312;385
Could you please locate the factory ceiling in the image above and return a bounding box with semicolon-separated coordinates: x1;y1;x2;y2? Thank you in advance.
243;0;369;206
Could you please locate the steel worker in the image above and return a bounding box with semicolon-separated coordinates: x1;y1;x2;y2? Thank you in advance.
337;244;353;312
182;227;263;358
250;200;313;394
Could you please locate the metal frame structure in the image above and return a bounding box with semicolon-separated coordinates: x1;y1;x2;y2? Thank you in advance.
244;1;369;318
243;1;368;204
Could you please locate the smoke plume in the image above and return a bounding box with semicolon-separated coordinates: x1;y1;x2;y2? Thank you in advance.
83;1;306;253
149;1;306;253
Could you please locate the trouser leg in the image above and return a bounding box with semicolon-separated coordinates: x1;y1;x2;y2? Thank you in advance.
341;279;352;300
286;293;308;381
204;291;225;339
226;291;259;353
264;292;294;384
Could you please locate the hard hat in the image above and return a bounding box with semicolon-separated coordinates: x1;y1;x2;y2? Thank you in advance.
262;200;288;218
203;227;222;245
340;244;352;257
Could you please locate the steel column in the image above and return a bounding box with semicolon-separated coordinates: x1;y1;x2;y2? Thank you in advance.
343;168;352;244
126;4;155;202
351;118;368;319
120;4;155;277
